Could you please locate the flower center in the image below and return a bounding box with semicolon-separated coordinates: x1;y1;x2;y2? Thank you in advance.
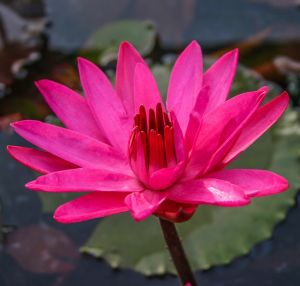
128;103;179;188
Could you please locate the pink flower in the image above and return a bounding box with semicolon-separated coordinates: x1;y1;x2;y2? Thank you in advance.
8;41;289;223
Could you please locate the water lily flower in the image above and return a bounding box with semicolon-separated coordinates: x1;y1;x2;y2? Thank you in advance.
8;41;289;223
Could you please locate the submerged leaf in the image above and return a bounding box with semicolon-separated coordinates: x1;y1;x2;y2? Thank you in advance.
82;20;157;65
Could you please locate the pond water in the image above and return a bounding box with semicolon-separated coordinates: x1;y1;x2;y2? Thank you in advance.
0;0;300;285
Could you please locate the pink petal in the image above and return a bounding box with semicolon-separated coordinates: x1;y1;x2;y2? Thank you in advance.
149;161;185;190
170;112;186;162
203;87;269;173
168;178;250;206
11;120;129;173
185;86;210;150
129;131;149;185
35;80;105;142
222;92;289;165
7;145;77;174
78;57;131;153
54;192;128;223
26;168;142;193
203;49;239;113
116;42;145;116
166;41;203;133
133;63;164;112
208;169;288;197
186;87;267;178
125;189;168;221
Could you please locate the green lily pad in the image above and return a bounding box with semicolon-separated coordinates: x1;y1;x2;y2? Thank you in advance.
80;65;300;275
81;20;157;66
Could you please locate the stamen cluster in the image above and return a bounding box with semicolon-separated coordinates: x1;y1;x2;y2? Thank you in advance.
129;103;178;187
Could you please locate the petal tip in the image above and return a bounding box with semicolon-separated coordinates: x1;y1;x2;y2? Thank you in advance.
259;85;269;94
6;145;17;158
35;79;58;97
77;57;93;70
119;41;135;51
77;56;88;63
10;121;18;129
6;145;18;157
281;91;290;102
118;41;141;60
53;209;69;224
25;181;37;190
34;80;41;89
278;175;289;190
35;79;46;87
228;48;239;61
184;40;202;55
232;48;239;55
189;40;201;48
10;120;34;130
6;145;13;152
223;48;239;65
130;212;145;222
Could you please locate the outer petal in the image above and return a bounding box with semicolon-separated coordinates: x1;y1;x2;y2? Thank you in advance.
222;92;289;165
133;63;164;112
116;42;146;116
208;169;288;197
26;168;142;193
54;192;128;223
203;49;239;113
7;145;77;174
11;120;129;173
35;80;105;142
149;161;185;190
168;178;250;206
186;87;267;178
166;41;203;133
78;57;130;153
125;189;169;221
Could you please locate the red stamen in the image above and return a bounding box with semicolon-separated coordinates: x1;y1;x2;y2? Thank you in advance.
140;130;149;168
156;103;164;136
149;108;156;131
129;104;177;185
134;114;140;127
156;133;166;168
139;105;147;132
149;129;159;173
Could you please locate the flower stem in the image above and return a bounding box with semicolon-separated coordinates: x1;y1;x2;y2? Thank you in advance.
159;218;198;286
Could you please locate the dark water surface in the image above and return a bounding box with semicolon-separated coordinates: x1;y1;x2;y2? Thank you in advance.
0;0;300;285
